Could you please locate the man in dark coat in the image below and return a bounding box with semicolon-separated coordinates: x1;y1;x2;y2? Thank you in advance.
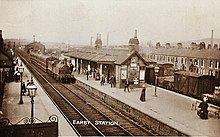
140;85;146;102
124;79;129;92
86;70;89;80
110;75;116;88
100;74;105;86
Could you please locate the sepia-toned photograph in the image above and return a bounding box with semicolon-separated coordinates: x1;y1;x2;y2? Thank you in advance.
0;0;220;136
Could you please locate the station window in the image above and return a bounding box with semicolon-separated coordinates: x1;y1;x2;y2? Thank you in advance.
181;58;184;64
139;66;145;70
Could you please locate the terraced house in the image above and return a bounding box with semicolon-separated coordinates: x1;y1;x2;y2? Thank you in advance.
146;43;220;85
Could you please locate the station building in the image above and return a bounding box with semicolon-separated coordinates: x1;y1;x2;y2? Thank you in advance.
64;31;156;88
25;41;46;54
0;30;16;110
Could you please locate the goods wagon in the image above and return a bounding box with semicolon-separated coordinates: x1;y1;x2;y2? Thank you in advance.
174;71;215;98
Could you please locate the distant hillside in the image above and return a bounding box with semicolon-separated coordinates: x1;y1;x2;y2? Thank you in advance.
42;42;89;50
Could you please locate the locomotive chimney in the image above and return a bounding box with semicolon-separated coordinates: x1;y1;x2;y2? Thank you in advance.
0;30;3;49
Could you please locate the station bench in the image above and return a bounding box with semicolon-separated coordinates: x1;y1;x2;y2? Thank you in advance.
191;101;220;119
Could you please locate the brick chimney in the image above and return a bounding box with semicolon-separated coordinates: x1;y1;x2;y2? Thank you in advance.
0;30;3;49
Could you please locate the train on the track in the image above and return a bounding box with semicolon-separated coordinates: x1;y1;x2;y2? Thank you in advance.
30;52;75;83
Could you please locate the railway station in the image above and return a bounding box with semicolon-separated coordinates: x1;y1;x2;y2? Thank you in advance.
1;57;220;137
0;29;220;136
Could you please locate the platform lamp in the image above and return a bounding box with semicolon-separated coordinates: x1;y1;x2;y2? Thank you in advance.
18;63;24;104
154;66;160;97
26;77;37;124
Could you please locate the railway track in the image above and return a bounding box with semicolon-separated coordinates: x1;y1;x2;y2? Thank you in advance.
17;51;156;136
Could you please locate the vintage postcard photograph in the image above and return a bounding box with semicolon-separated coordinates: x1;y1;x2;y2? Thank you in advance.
0;0;220;136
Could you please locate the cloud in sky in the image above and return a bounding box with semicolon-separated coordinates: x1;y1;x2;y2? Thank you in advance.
1;0;220;45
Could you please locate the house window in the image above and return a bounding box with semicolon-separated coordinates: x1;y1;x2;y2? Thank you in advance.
194;59;198;65
209;61;213;68
201;59;204;67
157;56;159;61
181;58;184;64
215;61;219;68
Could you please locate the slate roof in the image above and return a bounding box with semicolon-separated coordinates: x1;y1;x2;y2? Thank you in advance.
175;71;208;78
64;47;155;65
150;47;220;60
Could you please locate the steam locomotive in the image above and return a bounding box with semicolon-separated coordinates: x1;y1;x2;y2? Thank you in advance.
30;52;75;83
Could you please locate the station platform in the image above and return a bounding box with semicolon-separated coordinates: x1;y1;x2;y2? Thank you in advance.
76;74;220;137
1;59;77;137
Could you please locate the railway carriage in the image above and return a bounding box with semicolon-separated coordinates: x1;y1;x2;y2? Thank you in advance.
30;52;50;71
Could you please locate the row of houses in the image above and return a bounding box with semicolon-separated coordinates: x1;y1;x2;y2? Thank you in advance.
146;47;220;78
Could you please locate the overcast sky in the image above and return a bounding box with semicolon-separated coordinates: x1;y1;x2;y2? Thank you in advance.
1;0;220;45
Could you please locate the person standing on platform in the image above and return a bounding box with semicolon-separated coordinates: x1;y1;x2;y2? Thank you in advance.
197;97;209;119
140;85;146;102
86;70;89;80
21;82;26;95
100;74;105;86
112;75;116;87
124;79;129;92
78;65;81;74
109;75;114;88
25;80;30;96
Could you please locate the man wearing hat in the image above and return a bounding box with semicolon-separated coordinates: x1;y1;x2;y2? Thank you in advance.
197;96;209;119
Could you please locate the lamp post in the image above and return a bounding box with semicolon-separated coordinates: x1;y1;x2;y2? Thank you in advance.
154;66;160;97
26;78;37;124
18;63;24;104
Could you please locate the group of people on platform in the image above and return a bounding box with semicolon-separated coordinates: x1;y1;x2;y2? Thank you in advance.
100;74;116;88
84;70;210;120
